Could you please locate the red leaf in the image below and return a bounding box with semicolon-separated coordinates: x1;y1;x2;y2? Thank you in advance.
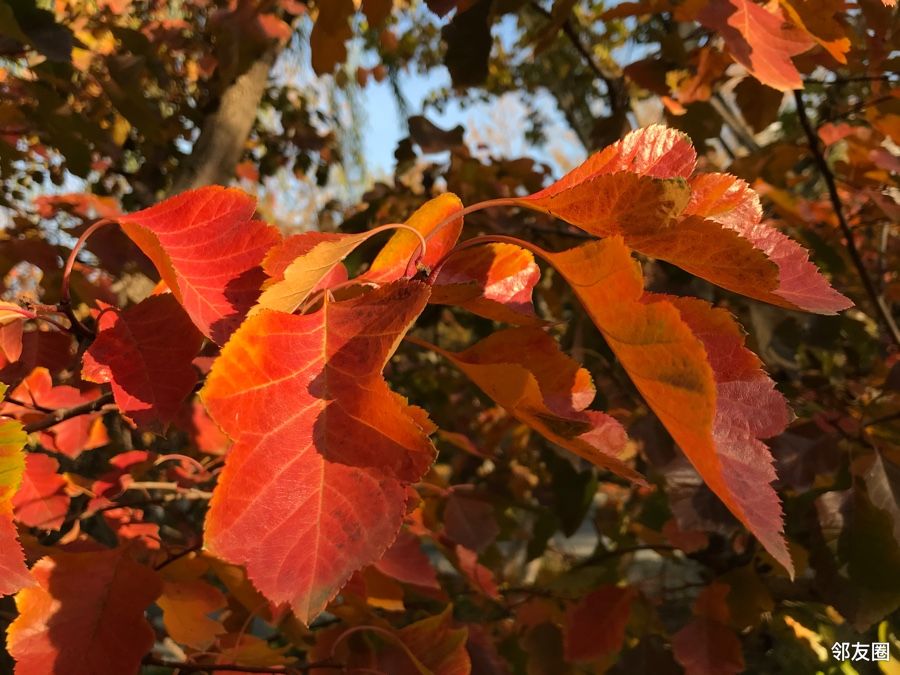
201;281;436;623
174;399;232;456
0;330;74;385
431;243;542;325
373;529;441;589
119;186;280;344
672;619;744;675
12;453;70;531
444;493;499;553
0;515;32;597
455;545;500;599
102;507;162;553
3;369;108;458
698;0;814;91
422;327;643;483
82;294;203;432
542;237;793;575
564;585;635;662
7;548;161;675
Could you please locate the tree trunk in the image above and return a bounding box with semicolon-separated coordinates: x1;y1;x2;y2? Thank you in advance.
171;48;278;193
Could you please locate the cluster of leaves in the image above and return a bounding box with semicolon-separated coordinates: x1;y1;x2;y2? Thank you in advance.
2;0;900;674
0;122;885;674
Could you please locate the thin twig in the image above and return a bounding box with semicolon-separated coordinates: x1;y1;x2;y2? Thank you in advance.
804;74;898;85
4;396;55;414
529;0;628;122
22;392;114;433
141;655;343;673
1;304;71;333
793;89;900;348
574;543;678;569
154;543;204;571
711;93;760;152
864;411;900;429
60;218;115;339
827;92;894;123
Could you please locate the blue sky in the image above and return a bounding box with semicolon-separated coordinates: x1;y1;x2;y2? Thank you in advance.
353;14;586;179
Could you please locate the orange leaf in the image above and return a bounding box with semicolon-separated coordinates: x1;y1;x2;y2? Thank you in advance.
542;237;793;575
366;193;464;281
431;242;542;325
521;126;851;314
520;171;691;239
680;172;851;313
82;295;204;432
421;327;644;483
7;548;161;674
157;578;226;650
698;0;814;91
779;0;850;64
119;186;280;345
201;281;436;623
526;125;697;196
325;606;471;675
388;606;471;675
310;0;354;74
0;320;24;363
253;227;404;315
262;232;349;292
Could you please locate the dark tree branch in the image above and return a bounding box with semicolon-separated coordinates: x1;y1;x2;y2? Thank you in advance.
804;74;898;85
141;656;343;673
3;396;55;414
22;393;115;433
793;90;900;348
711;92;760;152
574;543;678;569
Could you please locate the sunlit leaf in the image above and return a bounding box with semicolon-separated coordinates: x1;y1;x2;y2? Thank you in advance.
201;281;436;623
119;186;280;345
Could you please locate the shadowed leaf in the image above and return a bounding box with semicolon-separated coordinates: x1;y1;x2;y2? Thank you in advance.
7;548;161;674
82;294;203;432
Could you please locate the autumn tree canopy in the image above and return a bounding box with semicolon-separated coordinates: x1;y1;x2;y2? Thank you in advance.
1;0;899;674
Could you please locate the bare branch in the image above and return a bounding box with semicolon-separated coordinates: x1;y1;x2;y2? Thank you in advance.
22;393;114;433
141;656;343;673
793;89;900;348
